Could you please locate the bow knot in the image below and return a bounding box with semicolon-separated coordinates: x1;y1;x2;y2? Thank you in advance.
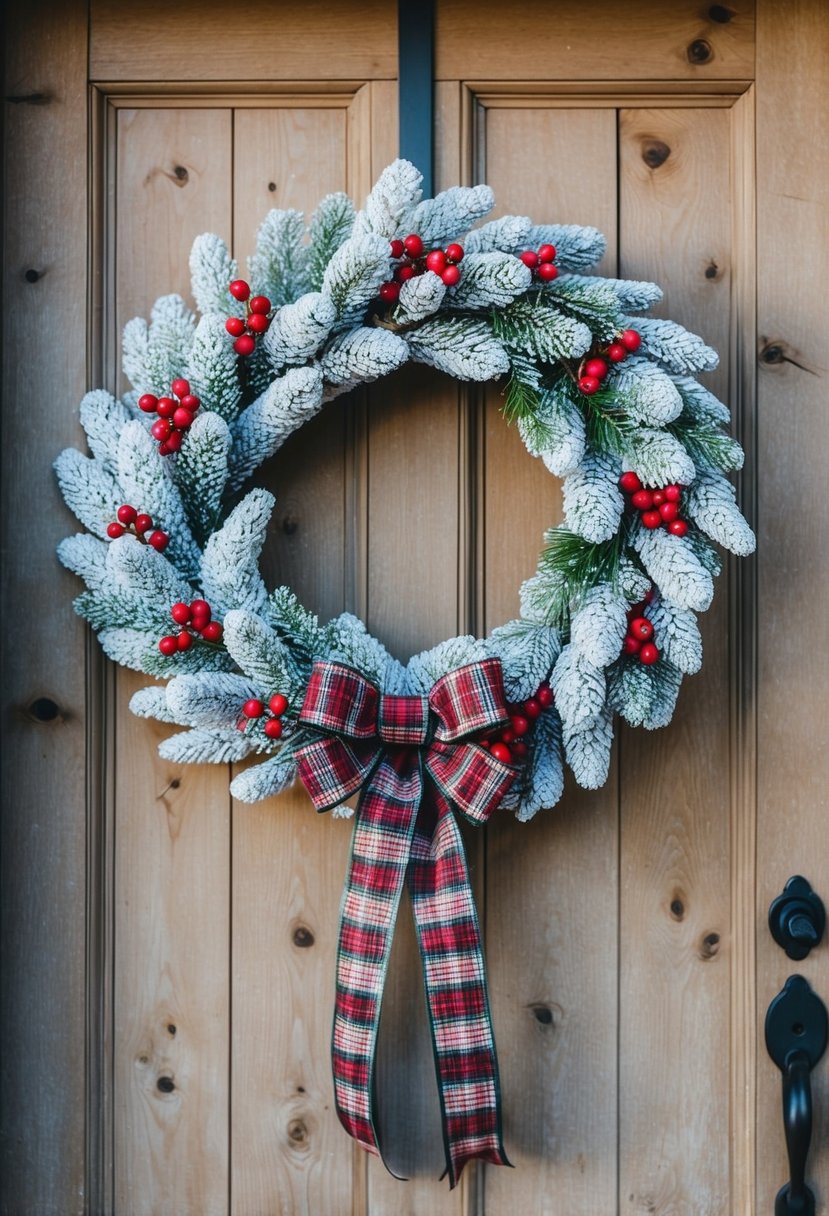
295;658;516;1187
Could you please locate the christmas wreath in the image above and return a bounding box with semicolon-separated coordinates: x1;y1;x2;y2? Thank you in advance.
56;160;754;1185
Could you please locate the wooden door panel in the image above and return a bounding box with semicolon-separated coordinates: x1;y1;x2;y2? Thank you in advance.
618;105;734;1215
113;106;234;1215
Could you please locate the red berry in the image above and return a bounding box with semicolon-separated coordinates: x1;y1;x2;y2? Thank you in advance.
395;263;415;283
584;357;609;381
631;489;654;511
537;262;558;282
512;740;529;759
500;728;516;745
234;334;256;356
155;396;176;418
511;714;530;737
425;249;447;273
158;636;178;656
229;279;250;301
179;394;200;413
117;504;137;526
668;519;689;538
445;243;464;263
578;374;601;395
135;513;153;535
641;510;662;530
151;418;172;441
537;243;556;264
165;430;183;453
379;281;400;302
177;631;193;651
190;613;209;634
652;490;666;506
106;522;125;539
246;312;269;334
269;693;289;717
441;264;461;286
629;617;654;642
264;718;284;740
226;316;246;337
665;484;681;503
148;530;169;551
390;239;405;258
643;588;655;603
243;699;264;719
171;602;191;625
190;599;210;620
478;738;490;749
639;643;660;666
138;393;158;413
201;621;223;642
519;250;539;269
249;295;271;315
536;684;554;708
623;635;642;655
606;342;627;363
172;407;194;430
659;501;679;523
524;698;542;720
157;442;171;456
403;234;423;258
490;742;512;765
619;471;642;494
620;328;641;353
171;378;190;399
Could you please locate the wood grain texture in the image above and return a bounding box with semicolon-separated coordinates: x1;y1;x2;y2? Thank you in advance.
755;2;829;1210
479;104;621;1214
112;106;233;1214
229;100;358;1216
618;106;734;1216
0;4;89;1213
90;0;397;82
435;0;755;81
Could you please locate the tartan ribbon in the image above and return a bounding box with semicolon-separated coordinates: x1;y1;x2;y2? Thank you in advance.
295;658;516;1187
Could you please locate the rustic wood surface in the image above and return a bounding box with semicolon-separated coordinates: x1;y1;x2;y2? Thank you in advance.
756;1;829;1211
1;3;90;1213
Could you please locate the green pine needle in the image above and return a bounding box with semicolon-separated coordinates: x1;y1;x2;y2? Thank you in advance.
529;525;629;628
582;389;638;456
669;414;743;473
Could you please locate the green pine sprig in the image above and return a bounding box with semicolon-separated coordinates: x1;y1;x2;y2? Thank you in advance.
668;414;743;473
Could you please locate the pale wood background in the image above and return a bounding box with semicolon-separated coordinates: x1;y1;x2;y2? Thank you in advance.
2;3;828;1215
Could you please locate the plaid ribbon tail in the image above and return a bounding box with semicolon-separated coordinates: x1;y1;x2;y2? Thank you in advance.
331;750;422;1167
408;790;511;1188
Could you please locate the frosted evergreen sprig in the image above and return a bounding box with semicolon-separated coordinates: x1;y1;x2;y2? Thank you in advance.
55;158;753;812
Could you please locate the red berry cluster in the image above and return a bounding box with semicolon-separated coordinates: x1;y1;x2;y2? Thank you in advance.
139;378;201;456
623;590;659;665
158;599;223;655
478;683;554;765
239;692;290;740
518;243;558;282
618;471;688;537
379;234;465;303
106;503;169;551
577;328;642;395
225;280;273;356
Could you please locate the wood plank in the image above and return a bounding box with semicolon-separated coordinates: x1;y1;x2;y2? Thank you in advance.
90;0;397;82
112;106;233;1214
755;2;829;1210
617;106;734;1215
229;102;359;1216
0;4;89;1212
436;0;755;82
479;104;621;1214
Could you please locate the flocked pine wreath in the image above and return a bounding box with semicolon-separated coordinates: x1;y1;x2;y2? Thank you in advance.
56;158;753;812
55;160;755;1184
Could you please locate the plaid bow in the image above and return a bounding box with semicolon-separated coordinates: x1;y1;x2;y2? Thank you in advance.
295;658;516;1188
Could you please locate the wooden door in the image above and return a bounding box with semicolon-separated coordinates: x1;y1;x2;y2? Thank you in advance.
3;3;829;1214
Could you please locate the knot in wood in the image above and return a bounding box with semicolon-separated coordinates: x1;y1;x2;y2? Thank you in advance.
687;38;714;64
287;1118;308;1145
27;696;61;723
708;4;735;21
292;925;315;948
156;1075;176;1093
699;931;721;960
641;140;671;170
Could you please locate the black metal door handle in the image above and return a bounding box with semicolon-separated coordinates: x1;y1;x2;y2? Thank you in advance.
769;877;825;960
765;976;828;1216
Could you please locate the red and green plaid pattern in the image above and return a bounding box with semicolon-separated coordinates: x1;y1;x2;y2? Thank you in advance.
296;659;515;1188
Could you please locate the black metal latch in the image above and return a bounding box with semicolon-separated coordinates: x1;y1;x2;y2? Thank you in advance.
769;876;825;960
765;975;828;1216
